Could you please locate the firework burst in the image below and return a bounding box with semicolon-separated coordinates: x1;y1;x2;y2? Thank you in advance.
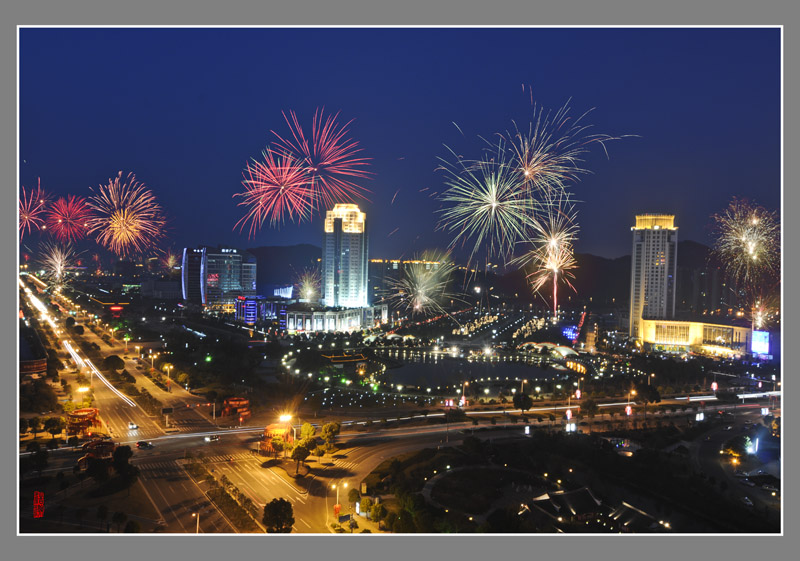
272;108;372;212
711;197;780;291
234;149;314;236
436;142;534;264
512;193;579;318
294;267;321;302
19;179;49;239
46;194;93;241
503;97;623;194
388;250;460;317
87;172;167;257
38;241;78;288
161;250;180;273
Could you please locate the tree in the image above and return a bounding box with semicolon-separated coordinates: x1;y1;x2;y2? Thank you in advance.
393;510;416;533
370;503;387;529
44;416;66;440
300;422;316;441
65;316;76;328
581;399;599;432
112;445;134;476
384;511;397;531
86;457;110;483
347;488;361;508
123;520;141;533
96;504;109;531
313;445;326;463
263;498;294;533
291;445;310;474
20;417;28;434
271;437;285;459
29;416;41;438
635;384;661;420
103;355;125;372
73;325;84;335
33;449;49;476
361;497;373;516
512;393;533;413
111;511;128;533
67;436;79;448
320;421;341;446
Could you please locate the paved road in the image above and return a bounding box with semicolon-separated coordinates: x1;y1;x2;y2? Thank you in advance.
692;408;781;518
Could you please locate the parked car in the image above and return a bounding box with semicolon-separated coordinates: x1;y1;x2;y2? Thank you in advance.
733;469;747;477
762;484;778;492
740;479;756;487
741;496;753;507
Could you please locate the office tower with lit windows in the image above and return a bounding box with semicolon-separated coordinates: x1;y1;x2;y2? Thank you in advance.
322;204;369;308
181;246;257;312
629;214;678;339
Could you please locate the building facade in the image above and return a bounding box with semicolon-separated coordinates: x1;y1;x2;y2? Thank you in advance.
629;214;678;339
639;318;751;357
322;204;369;308
285;305;388;333
182;246;257;313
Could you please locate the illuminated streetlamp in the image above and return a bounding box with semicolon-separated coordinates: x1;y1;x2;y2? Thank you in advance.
192;511;200;534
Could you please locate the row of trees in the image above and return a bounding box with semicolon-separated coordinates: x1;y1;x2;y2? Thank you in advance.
20;416;65;440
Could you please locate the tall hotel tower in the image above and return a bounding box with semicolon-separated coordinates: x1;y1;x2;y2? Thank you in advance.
629;214;678;339
322;204;369;308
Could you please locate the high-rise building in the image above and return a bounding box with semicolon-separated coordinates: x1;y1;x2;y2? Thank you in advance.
629;214;678;340
181;246;257;313
322;204;368;308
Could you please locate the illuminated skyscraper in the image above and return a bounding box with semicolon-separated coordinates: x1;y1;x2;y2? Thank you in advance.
322;204;368;308
181;246;257;313
629;214;678;339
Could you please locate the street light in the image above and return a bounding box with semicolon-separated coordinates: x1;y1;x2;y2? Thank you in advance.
192;511;200;534
280;414;297;440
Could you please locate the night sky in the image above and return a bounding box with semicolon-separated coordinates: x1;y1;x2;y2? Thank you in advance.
19;27;780;262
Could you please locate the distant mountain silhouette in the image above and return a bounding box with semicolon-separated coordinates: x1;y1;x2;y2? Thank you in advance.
246;244;321;294
495;240;714;307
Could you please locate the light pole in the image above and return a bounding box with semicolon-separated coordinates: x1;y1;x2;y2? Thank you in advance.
166;364;173;392
460;380;469;407
520;379;527;395
192;511;200;534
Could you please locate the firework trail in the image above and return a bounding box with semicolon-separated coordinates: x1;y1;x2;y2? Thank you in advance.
38;241;79;288
272;108;372;212
388;250;461;317
87;172;167;257
92;252;102;274
46;194;93;242
512;192;579;318
502;99;623;194
294;267;321;302
711;198;780;291
436;142;535;264
234;149;314;236
19;179;49;239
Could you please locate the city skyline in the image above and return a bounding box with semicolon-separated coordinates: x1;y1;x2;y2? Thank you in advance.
19;27;780;262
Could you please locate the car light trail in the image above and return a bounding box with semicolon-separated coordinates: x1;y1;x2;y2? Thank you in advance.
62;340;85;369
83;358;137;407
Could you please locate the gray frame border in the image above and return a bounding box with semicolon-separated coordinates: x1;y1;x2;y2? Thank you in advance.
3;2;795;561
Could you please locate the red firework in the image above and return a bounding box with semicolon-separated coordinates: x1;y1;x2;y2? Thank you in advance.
234;149;314;237
46;195;93;241
272;108;372;211
19;179;49;239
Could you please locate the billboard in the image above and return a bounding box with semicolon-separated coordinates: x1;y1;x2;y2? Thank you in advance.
752;330;769;355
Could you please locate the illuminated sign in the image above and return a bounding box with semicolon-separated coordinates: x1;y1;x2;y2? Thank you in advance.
562;325;579;340
751;330;769;355
110;306;123;311
207;273;219;287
